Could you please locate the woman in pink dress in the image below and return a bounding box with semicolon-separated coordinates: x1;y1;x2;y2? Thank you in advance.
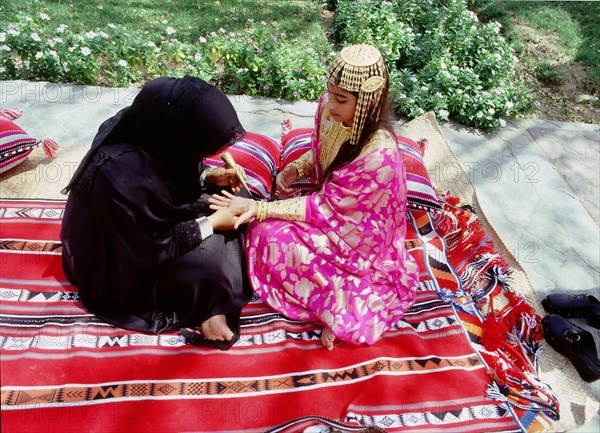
210;45;419;349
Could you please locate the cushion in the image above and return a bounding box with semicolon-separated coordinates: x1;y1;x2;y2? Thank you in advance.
203;132;281;199
278;127;442;212
277;128;315;196
396;135;442;212
0;109;58;174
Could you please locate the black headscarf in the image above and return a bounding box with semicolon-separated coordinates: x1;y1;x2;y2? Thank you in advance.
62;76;245;197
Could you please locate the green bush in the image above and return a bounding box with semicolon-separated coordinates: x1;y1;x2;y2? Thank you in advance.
0;2;538;129
334;0;537;129
0;13;331;100
205;20;331;100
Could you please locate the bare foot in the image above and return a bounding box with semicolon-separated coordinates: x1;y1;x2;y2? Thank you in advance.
321;326;336;351
201;314;234;341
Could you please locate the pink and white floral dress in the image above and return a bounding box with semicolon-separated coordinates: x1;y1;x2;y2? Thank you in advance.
245;100;419;345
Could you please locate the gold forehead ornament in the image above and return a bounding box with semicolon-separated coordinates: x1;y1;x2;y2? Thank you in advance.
328;44;388;145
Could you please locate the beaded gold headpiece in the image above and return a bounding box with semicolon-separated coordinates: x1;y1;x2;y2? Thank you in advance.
328;44;388;145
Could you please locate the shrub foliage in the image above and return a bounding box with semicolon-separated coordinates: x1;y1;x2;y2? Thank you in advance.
0;0;537;129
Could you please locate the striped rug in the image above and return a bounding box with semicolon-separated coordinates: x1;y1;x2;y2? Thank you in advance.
0;198;558;432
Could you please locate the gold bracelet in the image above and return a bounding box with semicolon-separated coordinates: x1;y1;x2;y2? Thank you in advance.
256;202;267;222
291;160;305;179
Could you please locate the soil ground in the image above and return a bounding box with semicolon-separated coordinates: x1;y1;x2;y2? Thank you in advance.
513;20;599;124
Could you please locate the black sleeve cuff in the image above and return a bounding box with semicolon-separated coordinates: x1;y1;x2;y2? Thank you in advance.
191;198;211;216
173;220;203;255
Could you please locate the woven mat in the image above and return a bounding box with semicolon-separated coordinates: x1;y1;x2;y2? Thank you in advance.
0;145;87;199
1;112;598;431
395;112;599;431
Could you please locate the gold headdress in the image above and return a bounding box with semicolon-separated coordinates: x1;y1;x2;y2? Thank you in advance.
328;44;388;146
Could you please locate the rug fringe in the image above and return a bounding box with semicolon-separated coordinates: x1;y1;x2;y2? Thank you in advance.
433;194;560;422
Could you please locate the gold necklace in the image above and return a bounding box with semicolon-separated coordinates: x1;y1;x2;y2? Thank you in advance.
319;111;351;172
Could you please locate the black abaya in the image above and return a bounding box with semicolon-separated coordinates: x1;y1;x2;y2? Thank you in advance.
60;76;251;346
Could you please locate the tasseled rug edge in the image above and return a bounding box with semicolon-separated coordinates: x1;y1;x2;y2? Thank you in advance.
432;193;560;425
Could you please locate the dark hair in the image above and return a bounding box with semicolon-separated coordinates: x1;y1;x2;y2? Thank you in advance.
312;76;394;192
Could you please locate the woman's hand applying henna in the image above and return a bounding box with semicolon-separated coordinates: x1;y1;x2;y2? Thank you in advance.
205;166;247;193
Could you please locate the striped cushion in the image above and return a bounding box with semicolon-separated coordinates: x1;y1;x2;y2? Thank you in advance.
279;129;441;212
204;132;281;199
0;112;39;174
278;128;315;196
397;135;442;212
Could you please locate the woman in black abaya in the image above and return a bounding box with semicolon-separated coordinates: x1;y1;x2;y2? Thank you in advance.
61;76;251;349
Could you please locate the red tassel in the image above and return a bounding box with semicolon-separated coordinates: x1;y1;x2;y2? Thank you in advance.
417;138;429;157
1;107;23;120
280;119;292;137
481;315;508;351
42;139;59;158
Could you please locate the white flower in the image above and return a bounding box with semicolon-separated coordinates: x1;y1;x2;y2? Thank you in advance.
68;46;76;52
80;46;91;56
506;101;514;109
165;26;176;35
49;50;57;57
0;66;6;73
56;25;66;33
439;109;449;119
0;33;5;42
456;89;463;94
25;16;32;22
147;41;156;47
199;36;207;43
488;108;495;115
31;32;41;42
23;60;30;68
476;112;483;118
39;12;50;21
118;59;128;67
499;119;507;127
86;31;97;39
53;37;63;43
35;51;43;59
76;35;84;41
194;52;202;61
99;31;108;38
107;23;117;29
7;29;20;37
219;27;226;33
161;20;168;24
0;45;10;51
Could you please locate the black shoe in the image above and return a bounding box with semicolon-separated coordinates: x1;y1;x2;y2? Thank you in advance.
542;293;600;328
542;314;600;382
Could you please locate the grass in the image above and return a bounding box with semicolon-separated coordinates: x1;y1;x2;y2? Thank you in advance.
1;0;326;45
473;0;600;91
